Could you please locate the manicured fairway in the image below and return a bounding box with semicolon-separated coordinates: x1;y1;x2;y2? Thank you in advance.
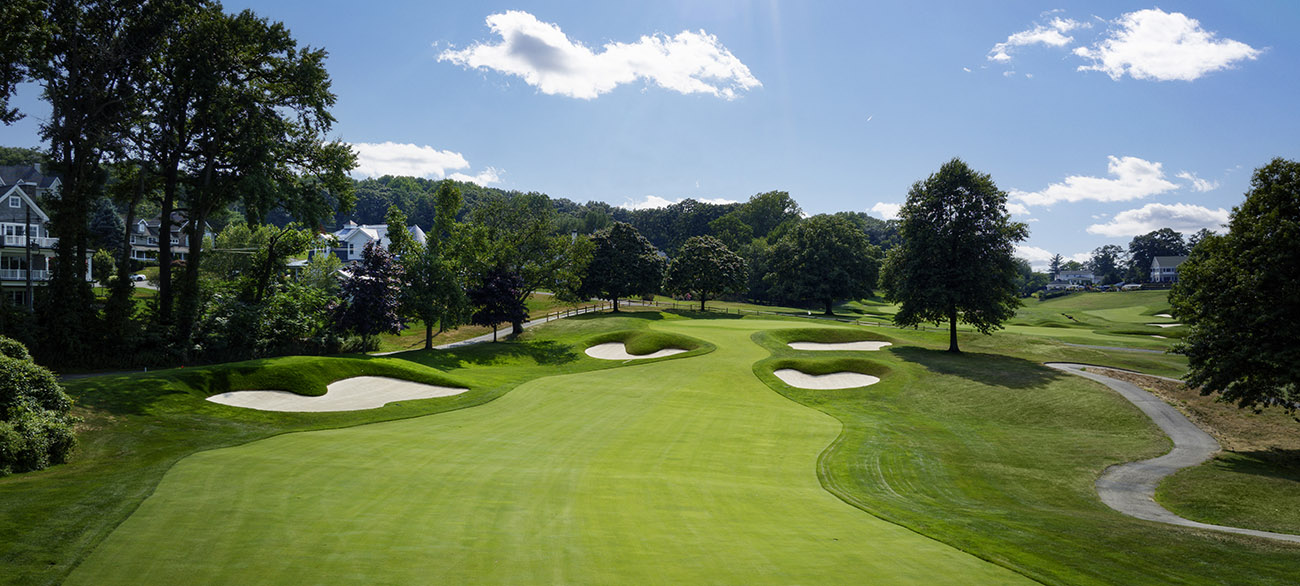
67;320;1030;584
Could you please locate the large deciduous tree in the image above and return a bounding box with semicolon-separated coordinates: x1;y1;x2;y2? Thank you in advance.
468;266;527;342
765;215;881;315
472;192;592;335
879;158;1027;353
578;222;665;312
664;235;747;311
0;0;45;125
1089;244;1126;285
401;181;470;349
1170;158;1300;412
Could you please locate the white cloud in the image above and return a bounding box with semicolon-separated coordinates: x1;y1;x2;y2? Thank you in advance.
448;167;503;186
1068;252;1092;264
962;67;972;72
1006;202;1030;216
988;17;1087;62
619;195;738;211
1074;8;1260;81
350;142;501;184
1015;245;1086;270
1010;156;1178;207
868;202;901;221
1086;202;1230;237
1176;171;1220;192
439;11;761;100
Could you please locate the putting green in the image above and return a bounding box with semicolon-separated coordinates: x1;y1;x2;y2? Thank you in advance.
67;319;1029;584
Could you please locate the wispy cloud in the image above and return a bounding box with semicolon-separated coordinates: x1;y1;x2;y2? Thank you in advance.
1075;8;1260;81
868;202;901;221
988;17;1088;62
1086;202;1230;237
619;195;738;210
1011;156;1178;207
1015;244;1088;270
1176;171;1220;192
350;142;501;184
439;11;761;100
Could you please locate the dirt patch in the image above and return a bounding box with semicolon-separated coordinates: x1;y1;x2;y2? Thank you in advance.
1089;367;1300;453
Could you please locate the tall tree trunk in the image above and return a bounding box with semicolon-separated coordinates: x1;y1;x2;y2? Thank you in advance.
824;299;834;316
157;166;177;323
424;322;433;350
612;297;619;312
948;305;960;353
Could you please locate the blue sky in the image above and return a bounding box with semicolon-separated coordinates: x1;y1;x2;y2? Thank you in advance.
3;1;1297;268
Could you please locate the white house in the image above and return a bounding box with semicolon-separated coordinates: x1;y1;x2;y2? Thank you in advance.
330;221;428;262
1150;256;1188;283
1047;269;1093;290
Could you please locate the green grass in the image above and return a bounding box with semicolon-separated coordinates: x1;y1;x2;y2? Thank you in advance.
6;311;1299;585
1158;452;1300;535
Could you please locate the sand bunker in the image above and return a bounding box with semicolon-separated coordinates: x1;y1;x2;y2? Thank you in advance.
1151;335;1167;339
207;376;468;412
1155;313;1173;318
774;369;880;390
585;342;687;360
788;341;892;351
1147;323;1182;328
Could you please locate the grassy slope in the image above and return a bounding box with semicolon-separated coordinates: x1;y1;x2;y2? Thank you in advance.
0;316;665;586
65;317;1029;585
373;292;593;352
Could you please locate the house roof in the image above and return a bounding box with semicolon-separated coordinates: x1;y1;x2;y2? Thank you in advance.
1151;256;1189;268
0;165;59;190
0;183;50;222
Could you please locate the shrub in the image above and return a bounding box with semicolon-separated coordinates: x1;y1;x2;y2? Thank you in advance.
0;336;77;476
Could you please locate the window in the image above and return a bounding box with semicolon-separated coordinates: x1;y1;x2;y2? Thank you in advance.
8;196;19;208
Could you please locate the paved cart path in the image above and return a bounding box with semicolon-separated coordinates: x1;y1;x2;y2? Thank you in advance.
1047;363;1300;544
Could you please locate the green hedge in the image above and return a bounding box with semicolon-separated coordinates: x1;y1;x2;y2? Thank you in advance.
0;336;77;476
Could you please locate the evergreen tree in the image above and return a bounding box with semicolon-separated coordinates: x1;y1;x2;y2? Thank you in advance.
88;197;125;252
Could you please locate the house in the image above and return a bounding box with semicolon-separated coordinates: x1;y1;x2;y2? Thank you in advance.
1057;270;1094;286
0;170;91;306
329;221;427;263
1150;256;1189;283
128;211;213;263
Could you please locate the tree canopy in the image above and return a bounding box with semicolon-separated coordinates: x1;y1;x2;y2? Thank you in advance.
880;158;1027;353
765;215;881;315
578;222;665;311
1170;158;1300;412
1089;244;1126;285
468;266;527;342
664;236;747;311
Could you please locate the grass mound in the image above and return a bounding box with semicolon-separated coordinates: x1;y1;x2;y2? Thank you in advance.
764;326;893;346
583;329;711;358
766;356;890;378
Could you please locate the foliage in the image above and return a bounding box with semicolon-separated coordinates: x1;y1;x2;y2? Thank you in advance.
739;190;802;240
468;265;527;341
88;197;125;252
664;235;747;311
1171;158;1300;412
197;282;337;361
0;1;45;125
1090;244;1126;284
880;158;1027;352
1012;258;1049;297
1048;253;1063;279
298;250;343;294
472;192;592;333
91;249;116;288
1126;227;1187;282
578;222;665;311
707;212;753;251
0;336;76;476
764;214;881;315
335;242;404;338
384;205;416;259
400;181;470;349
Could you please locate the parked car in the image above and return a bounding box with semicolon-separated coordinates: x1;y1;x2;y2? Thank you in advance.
130;274;147;282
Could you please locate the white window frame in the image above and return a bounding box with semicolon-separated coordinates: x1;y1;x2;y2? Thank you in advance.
8;196;20;208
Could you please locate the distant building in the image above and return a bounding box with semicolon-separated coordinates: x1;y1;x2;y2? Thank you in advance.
0;166;91;306
330;221;427;263
1150;256;1189;283
128;212;213;263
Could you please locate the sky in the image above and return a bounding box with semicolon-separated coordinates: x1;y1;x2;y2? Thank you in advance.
3;1;1297;269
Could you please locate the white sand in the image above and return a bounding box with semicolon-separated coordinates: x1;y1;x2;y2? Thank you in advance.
585;342;687;360
1147;323;1183;328
788;341;892;351
774;369;880;390
206;376;468;412
1155;313;1173;318
1151;335;1168;339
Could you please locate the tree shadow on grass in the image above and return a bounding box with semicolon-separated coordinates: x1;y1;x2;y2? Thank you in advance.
568;310;664;321
665;309;744;320
1216;450;1300;482
398;339;579;371
892;346;1065;389
69;363;265;416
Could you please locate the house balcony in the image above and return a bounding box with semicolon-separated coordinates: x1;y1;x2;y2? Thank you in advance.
0;269;50;281
2;235;57;248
